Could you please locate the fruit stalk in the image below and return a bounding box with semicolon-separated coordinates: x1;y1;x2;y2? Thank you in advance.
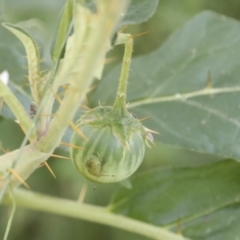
70;33;149;183
113;34;133;113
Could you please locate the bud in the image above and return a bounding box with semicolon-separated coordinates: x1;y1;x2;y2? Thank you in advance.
70;106;150;183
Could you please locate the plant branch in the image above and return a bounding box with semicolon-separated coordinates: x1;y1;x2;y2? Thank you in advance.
36;0;128;153
0;79;37;142
0;0;129;186
2;188;189;240
0;144;49;189
113;34;133;112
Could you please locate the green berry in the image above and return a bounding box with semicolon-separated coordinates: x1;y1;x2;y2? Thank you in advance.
70;106;151;183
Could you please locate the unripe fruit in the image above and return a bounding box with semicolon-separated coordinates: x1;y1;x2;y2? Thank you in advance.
70;33;154;183
70;106;151;183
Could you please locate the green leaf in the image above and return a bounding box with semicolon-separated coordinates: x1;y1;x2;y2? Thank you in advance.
0;24;32;121
85;0;159;28
1;81;32;120
3;23;41;103
3;0;66;67
0;118;24;153
0;24;26;84
110;160;240;240
89;11;240;160
119;0;159;28
51;0;73;62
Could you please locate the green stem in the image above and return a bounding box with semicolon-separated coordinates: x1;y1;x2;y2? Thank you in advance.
113;34;133;112
2;188;189;240
0;144;49;189
0;0;129;186
36;0;128;153
3;186;16;240
0;79;37;142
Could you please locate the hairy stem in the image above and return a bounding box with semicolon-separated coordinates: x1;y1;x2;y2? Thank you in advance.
0;0;129;187
0;144;49;189
0;79;37;141
2;188;189;240
37;0;128;153
113;34;133;113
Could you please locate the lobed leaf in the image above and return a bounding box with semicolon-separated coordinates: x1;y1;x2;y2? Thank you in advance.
110;160;240;240
0;24;26;85
0;24;31;121
89;11;240;160
2;23;41;103
51;0;73;62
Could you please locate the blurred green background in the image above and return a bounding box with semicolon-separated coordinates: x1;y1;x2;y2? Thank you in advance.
0;0;240;239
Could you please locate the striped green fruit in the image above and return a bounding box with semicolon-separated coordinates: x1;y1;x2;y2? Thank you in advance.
70;106;152;183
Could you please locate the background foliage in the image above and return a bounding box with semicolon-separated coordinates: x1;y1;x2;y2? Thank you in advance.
1;0;240;239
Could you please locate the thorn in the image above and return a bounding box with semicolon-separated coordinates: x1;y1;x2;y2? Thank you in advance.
119;25;129;33
125;102;129;108
9;168;30;189
152;139;156;146
79;109;90;114
131;31;150;39
43;161;56;179
38;163;45;168
144;127;159;135
98;100;102;107
144;127;158;147
51;154;71;160
145;138;155;148
20;80;30;88
206;71;212;89
40;69;49;75
104;57;118;65
80;105;91;110
69;121;88;141
60;141;83;150
139;116;151;122
87;85;96;93
61;84;69;90
78;182;88;203
51;89;62;104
